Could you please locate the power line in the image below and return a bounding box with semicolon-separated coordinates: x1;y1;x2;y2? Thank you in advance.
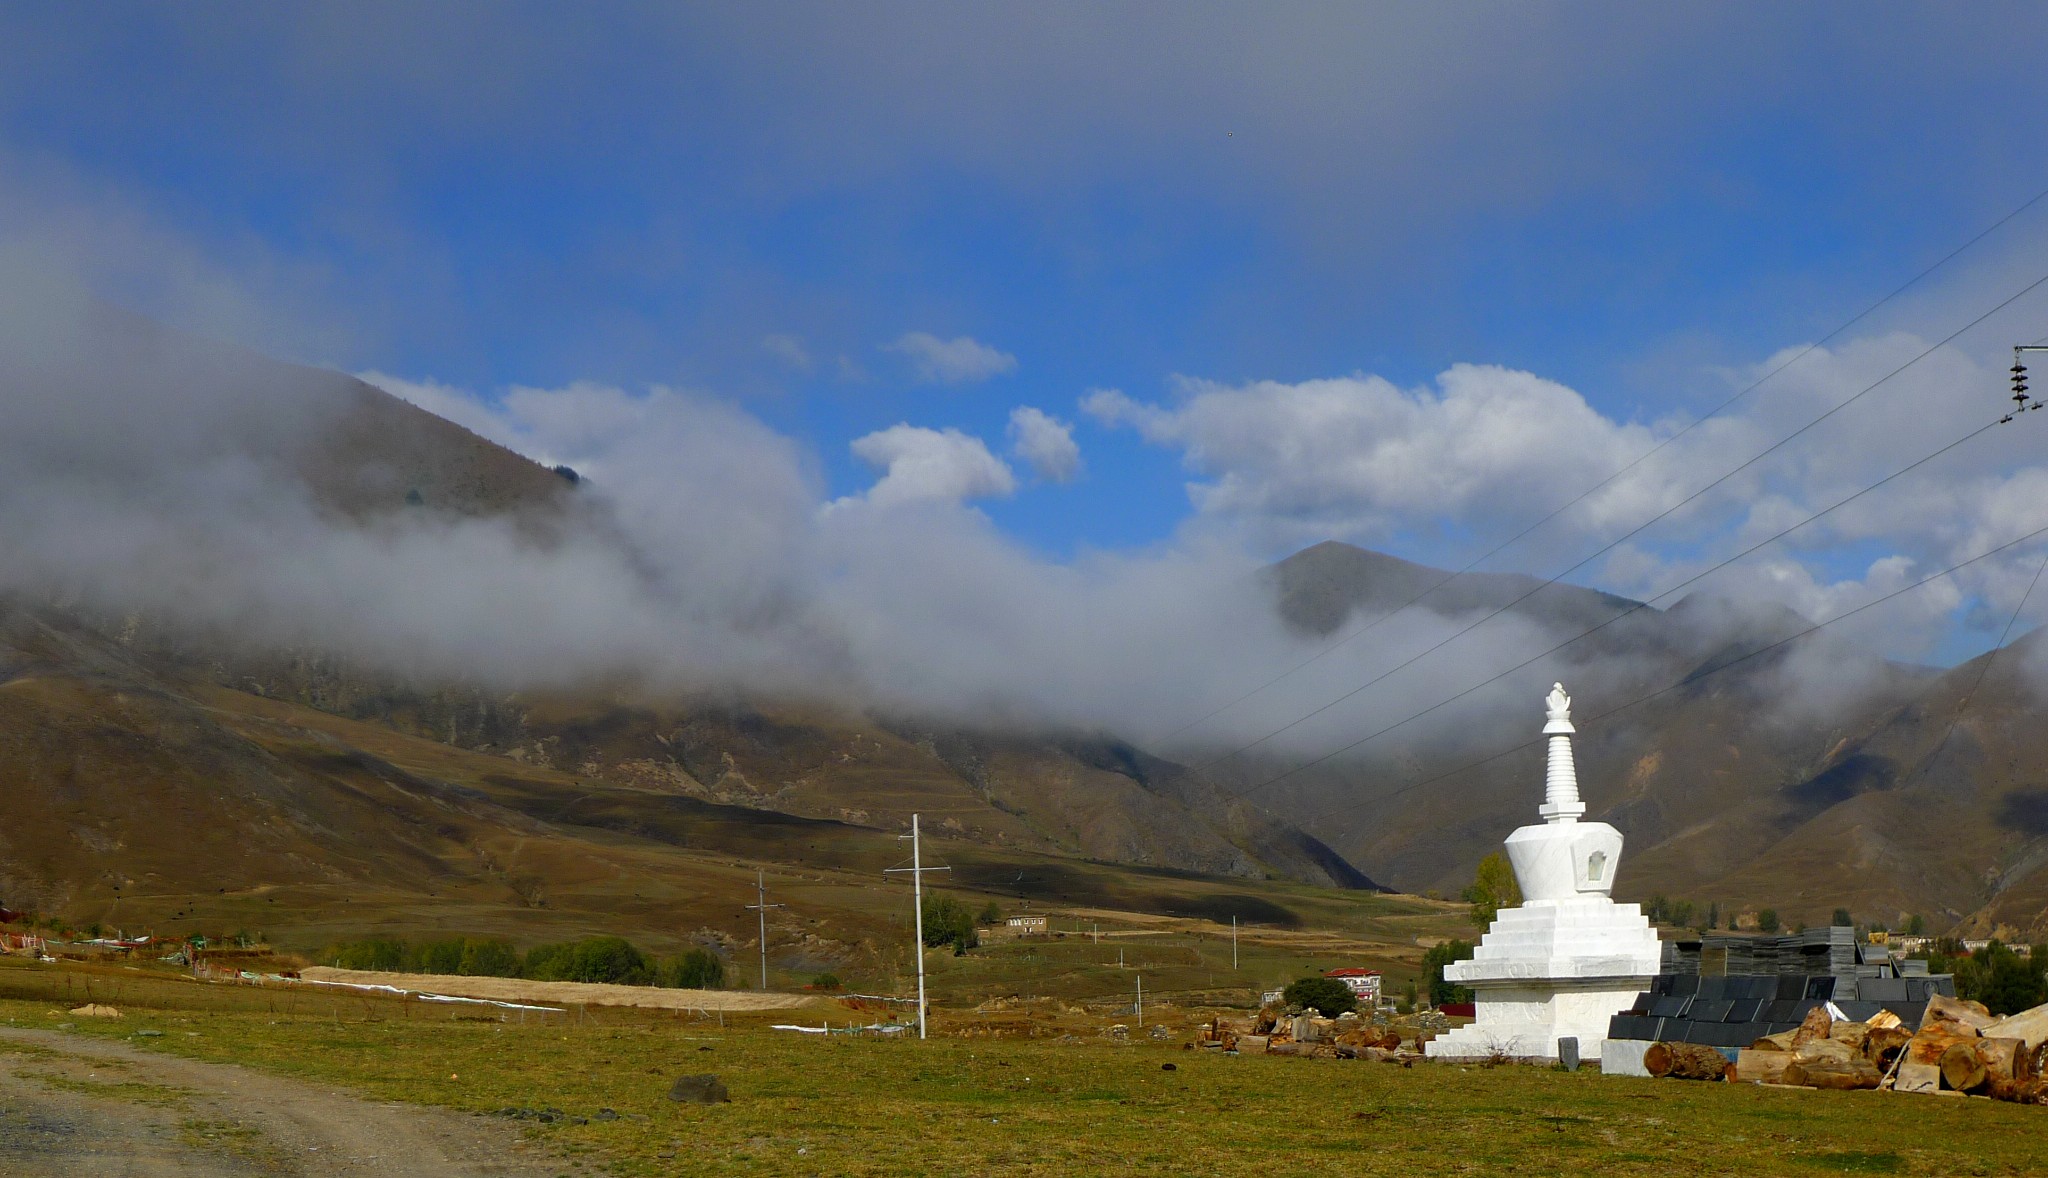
1209;407;2016;805
1295;513;2048;825
1192;266;2048;772
1162;180;2048;745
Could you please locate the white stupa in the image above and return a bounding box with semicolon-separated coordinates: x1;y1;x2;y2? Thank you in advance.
1423;683;1662;1061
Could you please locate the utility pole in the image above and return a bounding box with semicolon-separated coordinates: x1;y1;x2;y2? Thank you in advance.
745;869;784;990
1231;915;1238;970
1136;974;1143;1028
885;813;948;1040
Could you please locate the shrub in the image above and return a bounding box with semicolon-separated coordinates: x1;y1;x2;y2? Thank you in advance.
1757;909;1781;933
1282;976;1357;1017
811;972;842;991
667;947;726;989
978;901;1004;926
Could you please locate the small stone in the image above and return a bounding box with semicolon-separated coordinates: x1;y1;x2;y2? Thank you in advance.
666;1074;730;1104
135;1030;163;1038
1160;1063;1177;1071
594;1108;619;1122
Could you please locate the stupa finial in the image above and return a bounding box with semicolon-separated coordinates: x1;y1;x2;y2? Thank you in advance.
1538;681;1585;823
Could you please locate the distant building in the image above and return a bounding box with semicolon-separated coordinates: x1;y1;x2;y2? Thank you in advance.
1325;968;1383;1005
1004;915;1047;936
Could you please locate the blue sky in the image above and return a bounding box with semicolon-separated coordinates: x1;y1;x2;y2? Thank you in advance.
8;4;2048;670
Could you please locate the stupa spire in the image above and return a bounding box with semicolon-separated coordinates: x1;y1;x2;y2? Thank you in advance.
1538;682;1585;824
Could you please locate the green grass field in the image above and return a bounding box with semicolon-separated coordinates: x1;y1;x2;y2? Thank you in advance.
3;958;2045;1176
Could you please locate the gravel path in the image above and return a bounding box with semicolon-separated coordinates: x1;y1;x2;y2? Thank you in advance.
0;1026;562;1177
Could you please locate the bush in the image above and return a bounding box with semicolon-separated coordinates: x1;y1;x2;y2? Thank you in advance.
1282;976;1357;1017
666;947;726;989
1757;909;1781;933
811;973;842;991
978;901;1004;926
523;936;655;985
1422;939;1475;1006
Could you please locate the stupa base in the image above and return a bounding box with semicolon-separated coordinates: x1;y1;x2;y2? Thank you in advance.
1423;976;1655;1061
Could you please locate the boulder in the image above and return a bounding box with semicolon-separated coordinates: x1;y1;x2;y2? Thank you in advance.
666;1074;731;1104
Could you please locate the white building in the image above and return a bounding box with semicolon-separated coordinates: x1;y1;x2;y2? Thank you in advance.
1325;969;1383;1005
1424;684;1663;1062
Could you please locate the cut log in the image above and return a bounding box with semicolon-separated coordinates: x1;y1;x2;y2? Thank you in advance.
1868;1009;1903;1032
1970;1037;2037;1101
1984;1002;2048;1051
1896;1028;1972;1094
1861;1026;1913;1070
1785;1052;1882;1090
1749;1030;1796;1051
1791;1006;1833;1047
1921;994;1994;1035
1735;1048;1794;1085
1827;1021;1870;1052
1940;1040;1990;1093
1644;1041;1730;1081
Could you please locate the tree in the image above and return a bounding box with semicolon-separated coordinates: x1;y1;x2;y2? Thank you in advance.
458;939;521;977
525;936;655;985
1757;909;1781;933
1282;976;1357;1017
977;901;1004;926
1907;913;1927;936
667;947;725;989
1973;942;2048;1016
1461;852;1522;931
1706;902;1720;930
921;895;978;954
1422;939;1475;1006
1669;900;1696;929
1831;907;1853;929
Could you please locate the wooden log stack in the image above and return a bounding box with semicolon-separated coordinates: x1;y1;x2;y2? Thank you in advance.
1721;995;2048;1104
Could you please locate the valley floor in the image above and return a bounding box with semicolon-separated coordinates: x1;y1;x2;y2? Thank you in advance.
3;961;2047;1176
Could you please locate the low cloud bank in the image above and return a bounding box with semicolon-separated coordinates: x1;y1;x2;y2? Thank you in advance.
2;290;2042;771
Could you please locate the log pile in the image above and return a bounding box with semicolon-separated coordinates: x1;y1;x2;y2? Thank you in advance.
1715;995;2048;1103
1192;1012;1420;1064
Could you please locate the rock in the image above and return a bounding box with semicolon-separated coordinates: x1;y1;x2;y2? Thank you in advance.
68;1004;121;1019
1160;1063;1176;1071
667;1074;731;1104
595;1108;619;1121
134;1030;162;1038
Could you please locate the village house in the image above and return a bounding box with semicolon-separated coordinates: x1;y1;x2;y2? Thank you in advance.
1325;968;1383;1005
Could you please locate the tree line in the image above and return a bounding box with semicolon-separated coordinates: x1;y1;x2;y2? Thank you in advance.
322;935;726;989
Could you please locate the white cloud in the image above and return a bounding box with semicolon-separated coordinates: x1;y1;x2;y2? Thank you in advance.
884;331;1017;384
1007;406;1081;483
1085;366;1687;546
760;332;812;371
836;423;1016;509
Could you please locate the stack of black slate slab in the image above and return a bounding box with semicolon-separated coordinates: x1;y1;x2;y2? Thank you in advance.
1606;972;1958;1048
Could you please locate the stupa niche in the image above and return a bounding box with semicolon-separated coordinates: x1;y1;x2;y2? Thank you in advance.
1423;683;1662;1062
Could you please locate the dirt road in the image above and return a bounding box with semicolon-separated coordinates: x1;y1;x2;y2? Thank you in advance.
0;1026;560;1177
